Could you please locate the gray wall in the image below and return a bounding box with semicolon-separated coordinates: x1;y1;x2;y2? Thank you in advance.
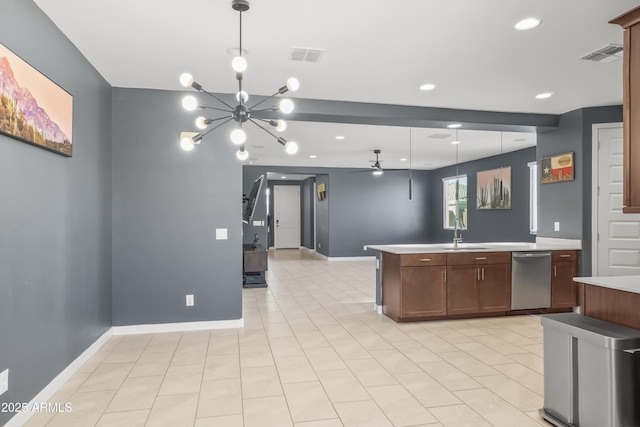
316;174;330;257
302;177;315;250
537;106;623;275
111;88;242;325
428;147;537;243
0;1;112;424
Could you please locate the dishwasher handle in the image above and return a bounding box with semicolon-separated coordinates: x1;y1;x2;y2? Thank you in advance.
512;252;551;259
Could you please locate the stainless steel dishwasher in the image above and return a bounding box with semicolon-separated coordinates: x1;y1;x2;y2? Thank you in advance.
511;251;551;310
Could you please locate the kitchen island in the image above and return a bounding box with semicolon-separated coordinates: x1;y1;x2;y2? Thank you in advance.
574;276;640;330
367;239;581;322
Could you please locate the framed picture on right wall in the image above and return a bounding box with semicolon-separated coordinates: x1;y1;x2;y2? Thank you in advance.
541;152;574;184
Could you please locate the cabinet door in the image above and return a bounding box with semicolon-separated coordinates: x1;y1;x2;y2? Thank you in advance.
446;265;479;315
478;264;511;313
401;266;446;318
551;261;578;308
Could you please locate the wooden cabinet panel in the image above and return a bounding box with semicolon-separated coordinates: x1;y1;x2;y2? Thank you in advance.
382;253;402;321
446;266;479;315
552;250;577;263
551;260;578;308
478;264;511;313
446;252;511;266
610;6;640;212
400;253;446;267
401;266;446;318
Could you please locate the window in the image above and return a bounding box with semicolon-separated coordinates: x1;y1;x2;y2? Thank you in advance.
528;161;538;234
443;175;467;229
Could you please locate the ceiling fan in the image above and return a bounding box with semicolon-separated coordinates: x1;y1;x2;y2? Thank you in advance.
352;149;406;175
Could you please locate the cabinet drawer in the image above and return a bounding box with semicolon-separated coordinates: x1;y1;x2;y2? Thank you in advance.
446;251;511;265
552;250;578;262
401;253;446;266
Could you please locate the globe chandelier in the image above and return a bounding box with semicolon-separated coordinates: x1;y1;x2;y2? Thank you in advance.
178;0;300;160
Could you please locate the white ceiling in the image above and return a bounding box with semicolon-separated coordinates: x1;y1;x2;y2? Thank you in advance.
33;0;637;169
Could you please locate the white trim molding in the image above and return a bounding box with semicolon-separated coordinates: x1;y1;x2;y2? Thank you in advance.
374;303;383;314
112;318;244;335
5;328;114;427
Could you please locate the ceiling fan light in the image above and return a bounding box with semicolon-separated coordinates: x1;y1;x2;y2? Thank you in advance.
279;98;294;114
236;148;249;161
275;120;287;132
181;95;198;111
373;170;384;176
284;140;298;154
195;116;208;130
286;77;300;92
231;56;247;73
230;128;247;145
179;72;194;88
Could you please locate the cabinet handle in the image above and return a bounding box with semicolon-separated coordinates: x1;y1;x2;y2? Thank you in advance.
475;257;487;260
419;258;432;262
477;268;480;280
482;268;485;280
554;265;557;277
443;270;446;282
560;254;571;258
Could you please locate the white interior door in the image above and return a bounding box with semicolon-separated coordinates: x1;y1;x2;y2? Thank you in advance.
595;125;640;276
274;185;300;249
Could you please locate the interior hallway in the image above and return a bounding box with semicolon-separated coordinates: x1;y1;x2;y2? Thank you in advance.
24;249;549;427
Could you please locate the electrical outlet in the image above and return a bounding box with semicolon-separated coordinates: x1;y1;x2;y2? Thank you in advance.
318;243;321;248
0;369;8;396
363;245;367;251
186;294;194;307
554;222;560;232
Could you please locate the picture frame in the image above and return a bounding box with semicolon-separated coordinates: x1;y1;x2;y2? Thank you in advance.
317;183;326;201
0;42;73;157
477;167;511;209
541;152;574;184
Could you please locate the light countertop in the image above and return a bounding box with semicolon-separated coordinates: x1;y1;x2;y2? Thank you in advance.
574;276;640;295
366;238;582;255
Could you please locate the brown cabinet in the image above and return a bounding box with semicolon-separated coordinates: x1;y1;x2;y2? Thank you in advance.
446;252;511;315
382;253;446;321
551;250;578;308
610;6;640;213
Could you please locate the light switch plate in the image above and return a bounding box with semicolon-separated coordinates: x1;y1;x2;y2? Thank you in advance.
554;222;560;232
215;228;228;240
186;294;194;307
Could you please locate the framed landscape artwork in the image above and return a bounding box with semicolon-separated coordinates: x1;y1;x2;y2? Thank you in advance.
477;167;511;209
0;42;73;157
541;152;574;184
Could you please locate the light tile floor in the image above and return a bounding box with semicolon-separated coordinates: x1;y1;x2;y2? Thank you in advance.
23;249;552;427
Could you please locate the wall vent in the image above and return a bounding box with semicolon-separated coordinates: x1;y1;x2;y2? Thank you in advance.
579;44;623;62
290;47;325;63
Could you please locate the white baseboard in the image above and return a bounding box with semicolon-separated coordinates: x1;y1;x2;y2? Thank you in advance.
112;318;244;335
5;328;114;427
374;304;383;314
300;246;316;253
328;256;376;262
315;251;328;260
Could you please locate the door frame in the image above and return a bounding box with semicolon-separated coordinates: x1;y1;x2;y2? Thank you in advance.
591;122;624;276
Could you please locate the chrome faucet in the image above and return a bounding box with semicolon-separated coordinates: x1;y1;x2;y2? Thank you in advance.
453;217;463;248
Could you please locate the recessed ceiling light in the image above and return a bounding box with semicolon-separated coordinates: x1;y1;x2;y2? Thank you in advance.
419;83;436;91
535;92;554;99
515;18;541;31
447;123;462;129
309;155;317;158
400;158;408;162
451;140;461;145
335;136;345;140
281;176;287;179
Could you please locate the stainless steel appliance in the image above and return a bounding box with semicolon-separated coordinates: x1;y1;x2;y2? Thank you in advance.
511;251;551;310
541;313;640;427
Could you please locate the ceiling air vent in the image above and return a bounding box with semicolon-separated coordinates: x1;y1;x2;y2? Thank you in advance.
580;44;623;63
429;133;453;139
290;47;325;63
